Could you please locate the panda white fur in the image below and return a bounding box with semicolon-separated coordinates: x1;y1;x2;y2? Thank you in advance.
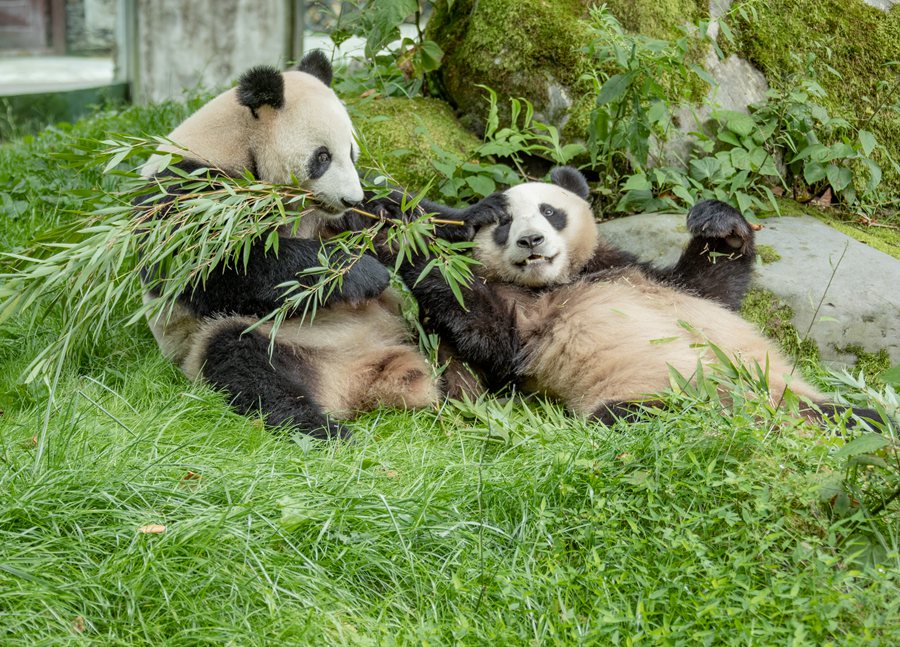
139;51;438;439
387;167;881;426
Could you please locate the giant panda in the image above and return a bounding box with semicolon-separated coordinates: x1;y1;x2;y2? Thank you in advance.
382;167;883;426
138;51;439;439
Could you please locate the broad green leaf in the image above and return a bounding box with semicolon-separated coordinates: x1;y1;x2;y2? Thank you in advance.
826;164;852;193
880;363;900;385
861;158;882;192
417;40;444;72
689;157;720;182
465;175;495;197
717;130;741;147
858;129;877;157
724;111;755;137
833;434;890;459
671;184;694;204
623;173;651;191
596;73;633;105
803;162;826;184
791;144;825;164
735;191;753;216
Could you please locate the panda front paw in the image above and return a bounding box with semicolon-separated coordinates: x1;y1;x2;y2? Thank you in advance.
464;192;508;229
333;253;391;304
437;192;508;242
363;193;406;221
361;189;425;224
687;200;754;252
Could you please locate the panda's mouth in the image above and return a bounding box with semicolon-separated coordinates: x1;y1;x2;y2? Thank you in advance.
515;253;557;268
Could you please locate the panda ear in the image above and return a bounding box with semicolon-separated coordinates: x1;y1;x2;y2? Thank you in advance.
237;66;285;113
297;50;333;87
550;166;590;200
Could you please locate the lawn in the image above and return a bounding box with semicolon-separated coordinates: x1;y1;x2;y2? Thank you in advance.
0;101;898;645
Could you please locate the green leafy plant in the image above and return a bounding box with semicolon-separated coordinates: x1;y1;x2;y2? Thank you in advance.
582;6;705;189
430;87;587;205
579;5;887;220
329;0;443;97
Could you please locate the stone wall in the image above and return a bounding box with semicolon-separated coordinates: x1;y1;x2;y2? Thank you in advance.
134;0;290;103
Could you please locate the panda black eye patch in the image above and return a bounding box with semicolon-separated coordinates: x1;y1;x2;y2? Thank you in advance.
307;146;332;180
539;203;567;230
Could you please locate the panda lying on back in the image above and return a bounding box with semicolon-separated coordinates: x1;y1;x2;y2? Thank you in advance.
139;51;439;439
385;167;881;426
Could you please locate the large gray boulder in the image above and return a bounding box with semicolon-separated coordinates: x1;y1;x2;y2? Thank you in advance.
598;213;900;366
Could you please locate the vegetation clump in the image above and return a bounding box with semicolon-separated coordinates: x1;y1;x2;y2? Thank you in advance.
740;288;820;366
727;0;900;193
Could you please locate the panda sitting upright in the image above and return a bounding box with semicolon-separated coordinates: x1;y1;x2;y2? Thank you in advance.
385;167;880;426
139;51;438;439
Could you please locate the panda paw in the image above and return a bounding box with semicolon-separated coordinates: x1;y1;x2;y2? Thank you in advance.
334;253;391;304
463;192;508;229
687;200;754;252
436;192;508;242
293;419;353;442
361;190;423;223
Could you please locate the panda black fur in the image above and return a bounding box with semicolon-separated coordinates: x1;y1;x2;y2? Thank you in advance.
140;51;439;439
383;167;882;427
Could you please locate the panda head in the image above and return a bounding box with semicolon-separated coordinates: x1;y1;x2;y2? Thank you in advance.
155;51;363;219
471;167;598;287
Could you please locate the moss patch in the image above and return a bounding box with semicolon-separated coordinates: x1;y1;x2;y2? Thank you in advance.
728;0;900;193
740;288;820;366
603;0;708;39
756;244;781;264
427;0;709;141
835;344;892;386
346;96;481;192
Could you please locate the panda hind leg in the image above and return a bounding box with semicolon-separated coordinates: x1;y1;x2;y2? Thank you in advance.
198;322;350;440
803;402;894;433
362;345;440;410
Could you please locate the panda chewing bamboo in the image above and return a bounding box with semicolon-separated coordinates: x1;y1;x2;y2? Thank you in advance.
383;167;882;426
139;52;439;439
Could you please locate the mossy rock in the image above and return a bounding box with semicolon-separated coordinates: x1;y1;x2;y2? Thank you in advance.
346;96;481;192
426;0;709;139
429;0;900;197
727;0;900;192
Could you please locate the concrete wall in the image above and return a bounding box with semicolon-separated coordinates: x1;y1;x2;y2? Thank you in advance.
134;0;290;104
67;0;117;54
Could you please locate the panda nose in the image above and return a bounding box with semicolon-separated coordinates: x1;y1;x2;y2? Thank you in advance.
517;233;545;249
341;197;361;208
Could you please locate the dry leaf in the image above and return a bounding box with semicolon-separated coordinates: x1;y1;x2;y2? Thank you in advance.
385;470;399;479
182;471;201;481
137;524;166;534
812;187;833;207
72;616;85;633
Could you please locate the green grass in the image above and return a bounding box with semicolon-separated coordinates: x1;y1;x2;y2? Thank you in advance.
1;104;899;645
